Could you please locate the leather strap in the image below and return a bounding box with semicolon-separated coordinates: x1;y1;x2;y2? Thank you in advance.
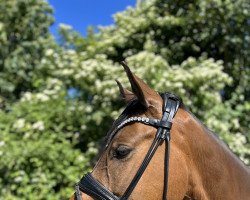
77;173;119;200
120;134;163;199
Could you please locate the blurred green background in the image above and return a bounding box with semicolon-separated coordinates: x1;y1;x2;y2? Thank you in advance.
0;0;249;199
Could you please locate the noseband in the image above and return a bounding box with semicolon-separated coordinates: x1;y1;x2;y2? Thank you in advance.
75;93;180;200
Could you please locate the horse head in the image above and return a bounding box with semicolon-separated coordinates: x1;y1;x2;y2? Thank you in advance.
70;63;250;200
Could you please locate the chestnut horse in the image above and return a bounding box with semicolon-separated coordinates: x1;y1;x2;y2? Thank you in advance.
70;63;250;200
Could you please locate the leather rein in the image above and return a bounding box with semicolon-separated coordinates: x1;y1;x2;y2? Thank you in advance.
74;93;180;200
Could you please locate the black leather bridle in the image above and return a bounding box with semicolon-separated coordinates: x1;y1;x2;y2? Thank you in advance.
74;93;181;200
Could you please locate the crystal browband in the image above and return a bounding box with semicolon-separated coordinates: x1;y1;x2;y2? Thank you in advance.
118;117;159;129
107;116;172;147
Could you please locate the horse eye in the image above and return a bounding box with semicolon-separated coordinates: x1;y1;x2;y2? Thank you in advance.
113;146;132;159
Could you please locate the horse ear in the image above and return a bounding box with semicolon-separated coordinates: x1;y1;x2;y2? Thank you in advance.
120;61;160;108
116;80;136;102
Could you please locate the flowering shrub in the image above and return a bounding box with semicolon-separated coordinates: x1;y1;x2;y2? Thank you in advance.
0;0;249;199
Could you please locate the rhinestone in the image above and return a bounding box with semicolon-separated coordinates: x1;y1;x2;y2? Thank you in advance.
138;117;141;121
146;118;149;122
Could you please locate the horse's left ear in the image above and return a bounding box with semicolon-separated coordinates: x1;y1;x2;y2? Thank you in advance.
116;80;136;103
120;61;161;109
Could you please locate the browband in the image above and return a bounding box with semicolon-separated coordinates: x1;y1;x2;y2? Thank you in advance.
106;116;172;148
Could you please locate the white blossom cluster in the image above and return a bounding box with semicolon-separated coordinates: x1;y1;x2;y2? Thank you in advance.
21;78;64;102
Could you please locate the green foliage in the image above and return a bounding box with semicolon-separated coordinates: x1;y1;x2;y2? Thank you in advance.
0;0;249;199
0;87;97;199
0;0;54;99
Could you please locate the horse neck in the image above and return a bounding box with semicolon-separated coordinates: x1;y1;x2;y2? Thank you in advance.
175;109;250;199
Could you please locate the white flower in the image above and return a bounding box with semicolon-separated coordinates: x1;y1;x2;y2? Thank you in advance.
85;105;92;113
13;119;26;129
14;176;23;183
45;49;54;56
81;125;87;130
32;121;45;131
21;92;33;101
0;141;5;147
67;49;76;55
36;93;49;101
61;69;74;75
